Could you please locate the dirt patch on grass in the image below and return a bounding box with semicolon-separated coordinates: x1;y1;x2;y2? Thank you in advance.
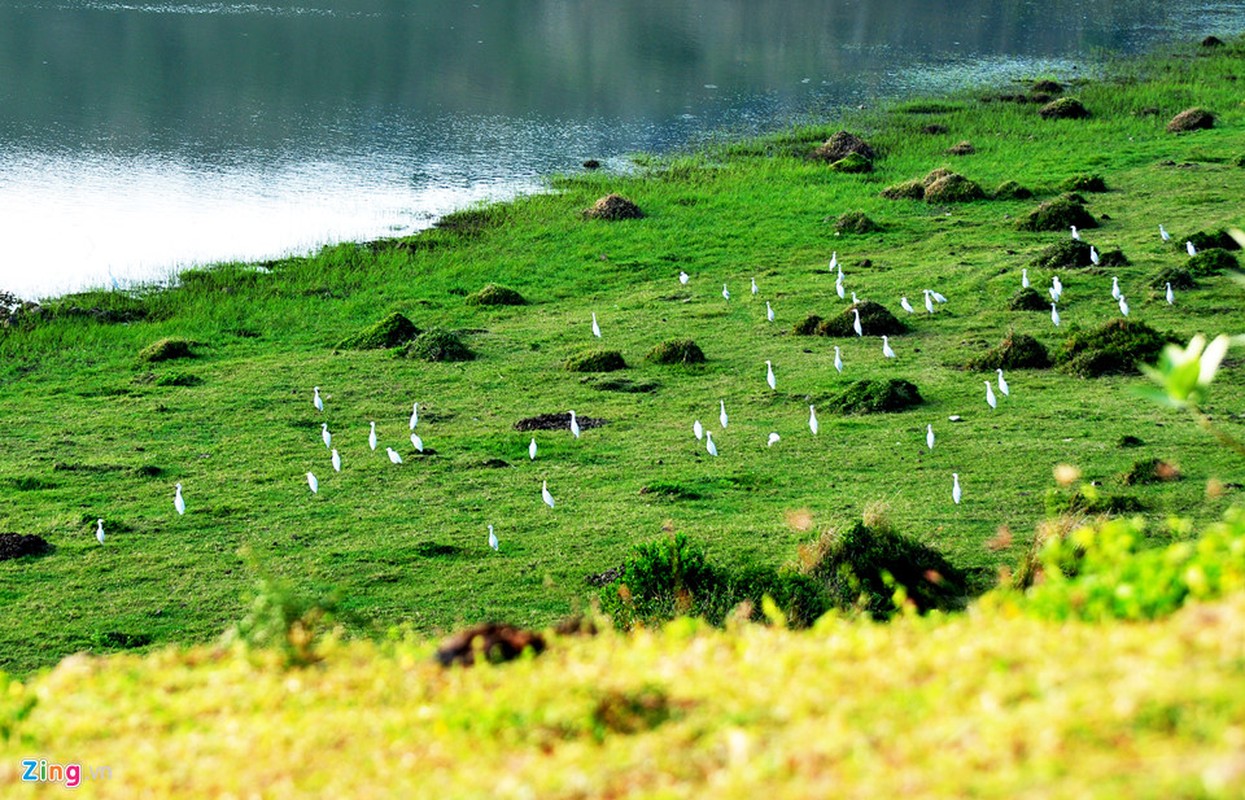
565;350;626;372
1167;107;1215;132
0;533;52;561
514;413;608;432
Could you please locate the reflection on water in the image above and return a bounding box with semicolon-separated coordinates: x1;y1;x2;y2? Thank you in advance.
1;0;1243;298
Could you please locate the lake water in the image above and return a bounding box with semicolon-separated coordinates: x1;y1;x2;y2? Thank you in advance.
2;0;1245;299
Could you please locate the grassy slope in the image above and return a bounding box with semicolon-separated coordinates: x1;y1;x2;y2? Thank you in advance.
1;39;1244;676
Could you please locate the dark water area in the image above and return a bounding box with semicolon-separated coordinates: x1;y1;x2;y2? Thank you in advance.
2;0;1244;298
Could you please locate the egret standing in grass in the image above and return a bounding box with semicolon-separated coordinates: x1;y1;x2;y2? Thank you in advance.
313;386;323;412
369;421;378;451
529;437;537;460
766;301;775;322
387;447;403;464
836;274;846;300
1118;294;1129;317
900;296;914;314
719;400;728;429
852;308;863;337
985;380;997;409
307;472;319;494
542;480;556;508
331;448;341;472
569;410;581;439
766;360;776;390
830;251;838;273
174;483;186;516
1166;282;1175;305
1111;276;1120;300
834;346;843;373
926;424;935;451
930;290;947;304
488;525;499;551
809;405;819;435
722;284;731;301
851;291;859;305
767;432;781;447
591;313;601;338
996;368;1010;397
705;431;718;457
693;419;704;441
679;271;690;285
923;290;934;314
751;277;759;295
409;402;419;430
882;335;896;359
96;518;105;545
952;473;962;504
1160;224;1170;241
410;433;424;452
1071;225;1080;240
321;423;332;450
1090;245;1100;266
1022;268;1030;289
1187;240;1198;257
1051;302;1061;327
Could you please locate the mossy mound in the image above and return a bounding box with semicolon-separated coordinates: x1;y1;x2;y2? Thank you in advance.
583;194;644;220
1017;195;1098;232
924;173;985;202
514;412;607;432
400;329;475;363
793;315;824;336
1149;265;1197;290
1202;35;1226;47
1183;229;1242;252
138;338;195;363
992;180;1033;200
1122;458;1182;486
1098;248;1130;267
1008;288;1050;311
1167;107;1214;132
1032;79;1064;94
1056;319;1176;378
1038;97;1090;119
1031;239;1093;269
1060;174;1108;192
966;332;1051;370
829;152;873;174
646;339;706;365
920;123;949;134
921;168;956;187
880;180;927;200
815;301;907;337
830;378;923;414
832;211;881;234
1061;489;1145;516
336;312;420;350
1187;248;1240;276
946;140;976;155
565;350;627;373
466;284;526;306
798;519;966;620
0;533;52;561
155;372;204;387
811;130;876;163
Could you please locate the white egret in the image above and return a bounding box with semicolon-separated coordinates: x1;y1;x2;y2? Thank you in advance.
705;431;718;457
410;433;424;452
985;380;997;409
926;424;935;451
569;410;581;439
900;296;914;314
882;336;896;359
1022;268;1030;289
1111;276;1120;300
174;483;186;516
852;308;863;337
529;437;537;460
766;360;776;390
591;312;601;338
719;400;728;429
321;423;332;450
851;291;859;305
1187;240;1198;257
722;284;731;301
1160;224;1170;241
313;386;323;412
1090;245;1100;266
834;346;843;374
387;447;403;464
1051;302;1061;327
952;473;962;504
693;419;704;441
488;524;499;551
679;271;690;285
930;290;948;304
542;480;556;508
332;448;341;472
1166;282;1174;305
996;368;1010;397
96;518;105;545
1071;225;1080;240
1053;275;1062;295
924;290;934;314
767;432;781;447
836;276;845;299
766;301;775;322
751;277;759;295
829;251;838;273
409;402;419;430
809;405;819;435
369;421;378;451
307;472;319;494
1118;294;1129;317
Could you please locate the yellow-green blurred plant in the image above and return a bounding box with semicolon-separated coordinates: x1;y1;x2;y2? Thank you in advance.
224;575;340;668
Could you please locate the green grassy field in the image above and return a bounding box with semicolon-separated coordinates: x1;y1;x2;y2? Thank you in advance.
1;36;1244;677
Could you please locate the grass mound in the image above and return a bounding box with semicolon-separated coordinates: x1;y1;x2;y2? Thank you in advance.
400;329;475;362
966;332;1051;370
946;140;975;155
1017;195;1098;232
1008;288;1049;311
583;193;644;220
1061;489;1145;515
920;122;949;134
565;349;627;372
880;179;926;200
465;284;526;306
814;301;906;337
992;180;1033;200
1032;78;1064;93
0;533;52;561
514;413;607;432
1056;319;1176;377
137;337;195;363
1097;248;1130;267
1166;107;1214;132
832;211;881;233
1184;228;1242;252
797;516;967;619
792;314;823;335
646;339;706;365
1122;458;1182;485
1187;248;1240;276
155;372;204;387
828;152;873;173
1031;239;1093;269
1038;97;1090;119
811;130;875;162
830;379;923;414
924;172;985;202
1060;174;1108;192
336;312;420;350
1149;265;1197;290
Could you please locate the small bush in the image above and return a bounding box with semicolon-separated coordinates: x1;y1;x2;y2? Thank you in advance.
138;338;194;363
1038;97;1090;119
946;140;976;155
1187;248;1240;277
816;301;906;337
924;173;985;202
1031;239;1093;269
1122;458;1181;486
1056;319;1176;377
1166;107;1214;132
829;153;873;173
992;180;1033;200
811;130;875;162
966;332;1051;370
565;350;627;373
1149;265;1197;290
1017;195;1098;232
832;211;881;233
583;194;644;220
831;379;923;414
225;576;339;668
1060;174;1108;192
336;312;420;350
401;329;475;362
466;284;526;306
1009;288;1050;311
880;180;926;200
646;339;705;365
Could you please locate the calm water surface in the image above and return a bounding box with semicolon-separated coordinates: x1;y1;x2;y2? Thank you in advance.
2;0;1245;298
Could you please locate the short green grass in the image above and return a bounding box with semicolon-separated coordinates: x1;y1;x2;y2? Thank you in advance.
1;38;1244;676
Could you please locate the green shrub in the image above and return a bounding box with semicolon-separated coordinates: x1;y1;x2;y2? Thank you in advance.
815;301;907;337
1038;97;1090;119
565;349;626;372
1121;458;1181;486
466;284;527;306
225;576;340;668
1008;288;1049;311
966;332;1051;370
401;329;475;362
1187;248;1240;277
1017;195;1098;232
880;180;926;200
138;338;195;363
992;180;1033;200
830;379;923;414
646;339;705;365
1056;319;1176;378
832;211;881;233
336;312;420;349
1060;174;1108;192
